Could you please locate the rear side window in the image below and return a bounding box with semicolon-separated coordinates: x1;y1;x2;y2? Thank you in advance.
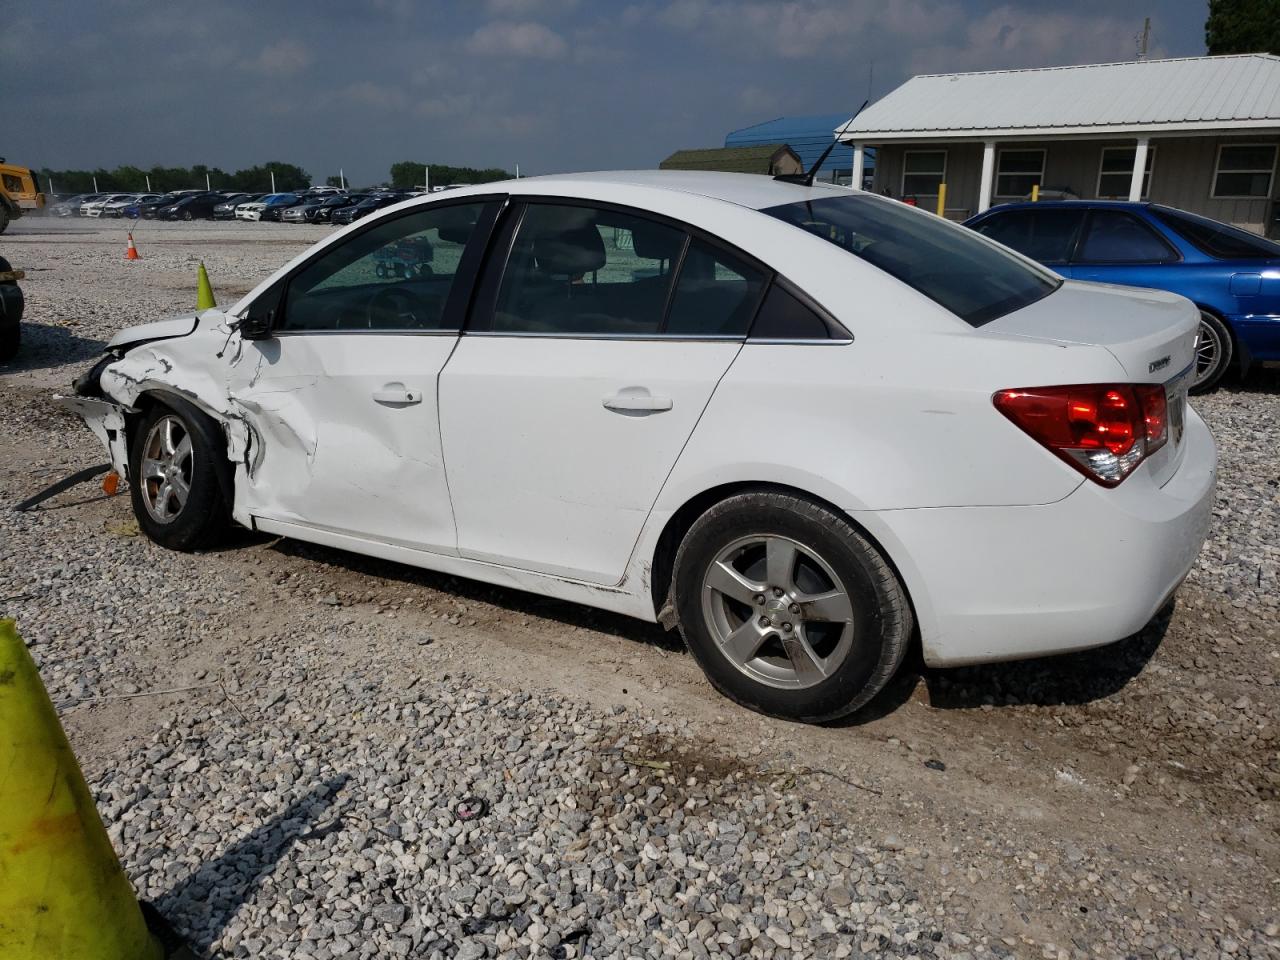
1077;210;1179;263
1151;206;1280;260
972;208;1085;264
764;194;1060;327
665;239;768;337
493;204;684;336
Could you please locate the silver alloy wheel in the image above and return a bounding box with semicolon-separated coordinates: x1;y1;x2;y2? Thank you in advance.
139;415;194;524
1193;313;1223;388
700;534;856;690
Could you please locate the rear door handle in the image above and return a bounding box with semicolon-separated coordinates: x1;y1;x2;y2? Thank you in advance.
603;393;673;414
373;383;423;405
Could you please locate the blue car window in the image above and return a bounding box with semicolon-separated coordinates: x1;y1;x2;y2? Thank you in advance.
1077;210;1179;264
972;208;1085;264
1151;206;1280;261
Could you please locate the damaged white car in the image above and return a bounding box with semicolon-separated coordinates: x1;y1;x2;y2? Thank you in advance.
61;171;1216;722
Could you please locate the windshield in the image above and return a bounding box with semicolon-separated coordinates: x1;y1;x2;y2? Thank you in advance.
1151;206;1280;261
763;194;1062;327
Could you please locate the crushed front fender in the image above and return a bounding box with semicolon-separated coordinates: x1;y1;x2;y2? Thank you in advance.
54;396;132;478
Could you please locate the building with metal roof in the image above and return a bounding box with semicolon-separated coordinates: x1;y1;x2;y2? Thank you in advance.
837;55;1280;235
725;114;867;184
660;144;803;176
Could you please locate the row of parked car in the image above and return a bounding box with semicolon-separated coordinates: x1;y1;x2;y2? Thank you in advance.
48;186;449;225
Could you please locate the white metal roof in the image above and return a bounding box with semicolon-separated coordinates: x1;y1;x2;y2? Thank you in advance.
838;55;1280;142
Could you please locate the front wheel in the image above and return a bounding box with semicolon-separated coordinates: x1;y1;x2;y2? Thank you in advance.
672;491;913;723
129;399;231;551
182;210;194;221
1190;310;1233;394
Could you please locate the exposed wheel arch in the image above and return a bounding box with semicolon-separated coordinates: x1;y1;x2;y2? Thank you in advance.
1191;304;1238;391
648;481;919;636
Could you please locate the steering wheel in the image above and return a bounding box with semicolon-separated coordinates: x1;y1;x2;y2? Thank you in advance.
366;286;419;329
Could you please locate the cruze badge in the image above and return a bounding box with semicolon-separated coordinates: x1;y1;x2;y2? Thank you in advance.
1149;356;1171;374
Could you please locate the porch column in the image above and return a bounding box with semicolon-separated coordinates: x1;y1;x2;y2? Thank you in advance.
977;140;996;213
1128;137;1150;201
850;142;865;190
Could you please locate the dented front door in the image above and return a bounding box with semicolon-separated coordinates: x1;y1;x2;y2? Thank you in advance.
226;201;497;554
230;333;460;553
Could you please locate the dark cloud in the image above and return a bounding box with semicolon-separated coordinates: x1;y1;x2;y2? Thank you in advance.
6;0;1207;186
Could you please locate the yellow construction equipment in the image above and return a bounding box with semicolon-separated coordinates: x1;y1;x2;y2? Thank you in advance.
0;159;46;235
196;262;216;310
0;619;163;960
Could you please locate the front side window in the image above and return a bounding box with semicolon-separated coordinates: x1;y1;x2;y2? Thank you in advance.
1097;146;1155;199
1212;144;1277;198
279;202;487;332
492;204;685;336
1076;210;1179;263
1151;205;1280;260
764;194;1061;327
901;150;946;198
972;208;1086;264
995;149;1045;199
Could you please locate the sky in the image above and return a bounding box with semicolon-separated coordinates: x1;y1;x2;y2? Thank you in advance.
4;0;1212;186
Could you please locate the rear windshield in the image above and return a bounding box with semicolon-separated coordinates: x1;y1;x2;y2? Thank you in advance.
1151;206;1280;261
763;194;1061;327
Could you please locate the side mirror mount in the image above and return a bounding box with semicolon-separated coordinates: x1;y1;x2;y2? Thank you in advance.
237;281;284;340
238;309;274;340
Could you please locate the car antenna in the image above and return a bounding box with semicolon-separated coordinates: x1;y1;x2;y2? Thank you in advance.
774;101;868;188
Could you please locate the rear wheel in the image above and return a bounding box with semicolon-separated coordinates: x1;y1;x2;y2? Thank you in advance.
129;399;231;551
0;205;9;235
673;491;912;722
1190;310;1233;394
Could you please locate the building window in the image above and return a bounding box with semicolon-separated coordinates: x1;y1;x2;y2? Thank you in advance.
995;149;1045;199
901;150;946;198
1097;146;1155;199
1212;144;1277;198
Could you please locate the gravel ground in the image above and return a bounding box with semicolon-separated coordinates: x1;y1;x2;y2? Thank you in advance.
1;218;1277;959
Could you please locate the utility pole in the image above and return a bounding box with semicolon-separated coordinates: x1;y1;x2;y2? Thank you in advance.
340;168;345;190
146;175;152;191
206;172;211;191
515;163;520;179
270;170;276;193
1137;16;1151;59
93;176;99;192
424;165;429;192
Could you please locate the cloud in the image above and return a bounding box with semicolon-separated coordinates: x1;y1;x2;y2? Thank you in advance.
465;19;568;59
244;39;313;77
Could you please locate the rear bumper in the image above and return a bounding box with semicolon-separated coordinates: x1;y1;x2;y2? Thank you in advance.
854;407;1217;667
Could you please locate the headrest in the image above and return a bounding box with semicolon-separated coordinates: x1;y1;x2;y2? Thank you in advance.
631;222;683;261
534;224;606;276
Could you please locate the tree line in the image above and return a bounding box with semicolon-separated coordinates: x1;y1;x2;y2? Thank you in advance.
37;162;312;195
388;162;512;189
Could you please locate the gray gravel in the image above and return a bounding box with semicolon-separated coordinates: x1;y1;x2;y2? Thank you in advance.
2;218;1278;959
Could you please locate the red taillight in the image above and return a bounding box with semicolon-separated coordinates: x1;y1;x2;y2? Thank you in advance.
994;383;1170;486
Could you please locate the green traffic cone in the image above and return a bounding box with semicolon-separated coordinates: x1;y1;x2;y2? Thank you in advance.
196;262;216;311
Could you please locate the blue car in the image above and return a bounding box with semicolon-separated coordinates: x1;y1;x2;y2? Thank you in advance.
965;201;1280;392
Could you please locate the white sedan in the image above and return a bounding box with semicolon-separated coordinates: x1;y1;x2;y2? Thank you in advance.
62;171;1216;722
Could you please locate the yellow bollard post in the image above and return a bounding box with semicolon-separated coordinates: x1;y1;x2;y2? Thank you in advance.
0;619;163;960
1031;183;1040;202
196;261;216;311
935;182;947;218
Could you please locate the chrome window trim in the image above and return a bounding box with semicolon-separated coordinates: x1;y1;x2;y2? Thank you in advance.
271;328;461;337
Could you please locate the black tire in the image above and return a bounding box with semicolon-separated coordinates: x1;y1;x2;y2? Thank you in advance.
0;205;9;234
672;491;913;723
128;397;231;551
1190;309;1233;395
183;209;194;221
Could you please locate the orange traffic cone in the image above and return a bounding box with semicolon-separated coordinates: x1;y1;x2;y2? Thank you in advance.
125;234;141;260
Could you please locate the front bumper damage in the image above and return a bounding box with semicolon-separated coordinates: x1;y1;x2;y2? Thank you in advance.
54;396;132;478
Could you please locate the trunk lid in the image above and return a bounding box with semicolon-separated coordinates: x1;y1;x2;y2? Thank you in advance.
982;279;1199;488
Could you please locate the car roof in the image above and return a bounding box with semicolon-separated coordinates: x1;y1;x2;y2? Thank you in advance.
978;199;1151;215
486;170;853;212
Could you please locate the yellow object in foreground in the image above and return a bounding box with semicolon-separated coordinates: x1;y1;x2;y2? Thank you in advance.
0;619;161;960
196;261;216;311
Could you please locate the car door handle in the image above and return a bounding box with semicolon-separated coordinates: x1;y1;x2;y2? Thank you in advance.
372;384;422;405
603;393;673;414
